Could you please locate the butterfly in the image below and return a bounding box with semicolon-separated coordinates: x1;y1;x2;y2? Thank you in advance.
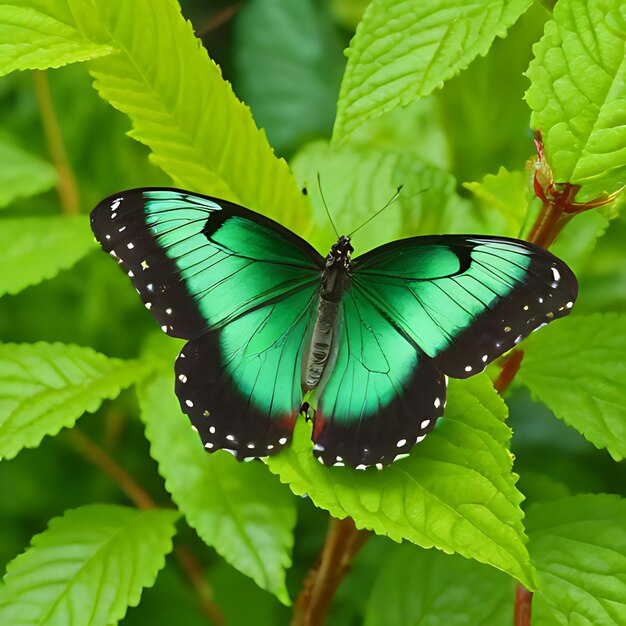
91;188;577;469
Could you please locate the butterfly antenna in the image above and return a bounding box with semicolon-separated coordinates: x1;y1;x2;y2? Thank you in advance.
317;173;340;238
347;185;403;238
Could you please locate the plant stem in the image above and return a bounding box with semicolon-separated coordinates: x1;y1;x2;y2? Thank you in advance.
176;545;226;626
67;428;155;509
33;70;80;216
514;584;533;626
65;428;224;625
291;517;370;626
197;2;242;36
494;350;524;395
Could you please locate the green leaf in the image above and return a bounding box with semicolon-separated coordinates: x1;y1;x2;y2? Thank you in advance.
290;141;482;254
268;374;536;589
550;208;611;273
435;2;548;185
330;0;369;28
0;215;96;295
138;374;296;605
463;167;528;237
365;544;515;625
71;0;310;232
0;505;179;626
0;134;56;208
345;97;451;171
0;343;147;460
333;0;533;142
518;313;626;462
234;0;344;156
525;0;626;201
527;494;626;626
0;2;112;75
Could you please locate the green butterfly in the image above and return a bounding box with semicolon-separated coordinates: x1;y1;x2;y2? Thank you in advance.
91;188;577;469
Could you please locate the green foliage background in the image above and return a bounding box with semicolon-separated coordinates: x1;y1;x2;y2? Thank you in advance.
0;0;625;624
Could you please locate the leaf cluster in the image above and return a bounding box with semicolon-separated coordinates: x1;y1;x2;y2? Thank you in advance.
0;0;625;624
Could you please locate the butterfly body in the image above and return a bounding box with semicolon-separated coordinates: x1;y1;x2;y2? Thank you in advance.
91;188;578;469
303;235;353;392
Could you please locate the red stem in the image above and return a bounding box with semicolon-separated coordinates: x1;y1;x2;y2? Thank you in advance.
494;350;524;395
291;517;370;626
515;584;533;626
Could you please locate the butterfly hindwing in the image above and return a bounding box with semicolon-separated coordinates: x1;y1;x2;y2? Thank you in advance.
312;286;446;468
176;288;318;459
352;235;578;378
91;188;324;458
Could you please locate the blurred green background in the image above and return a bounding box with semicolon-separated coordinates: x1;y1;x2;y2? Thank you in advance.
1;0;625;623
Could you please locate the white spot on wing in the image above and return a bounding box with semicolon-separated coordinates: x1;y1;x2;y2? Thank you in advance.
209;426;215;434
185;399;193;408
178;374;187;383
551;267;561;282
420;419;430;429
205;442;214;449
465;365;472;372
396;439;407;447
127;242;134;249
434;397;441;409
416;434;426;444
226;434;235;442
279;437;288;445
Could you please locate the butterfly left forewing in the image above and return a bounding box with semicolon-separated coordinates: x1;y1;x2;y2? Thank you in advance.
90;188;323;339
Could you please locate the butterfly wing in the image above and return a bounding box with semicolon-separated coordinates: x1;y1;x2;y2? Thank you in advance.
312;235;577;468
312;287;445;468
90;188;323;339
351;235;578;378
91;188;324;458
176;287;318;458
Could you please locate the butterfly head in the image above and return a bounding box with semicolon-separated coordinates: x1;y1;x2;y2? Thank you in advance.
327;236;354;270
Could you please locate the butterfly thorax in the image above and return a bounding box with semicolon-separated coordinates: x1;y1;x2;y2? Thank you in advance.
303;236;353;391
